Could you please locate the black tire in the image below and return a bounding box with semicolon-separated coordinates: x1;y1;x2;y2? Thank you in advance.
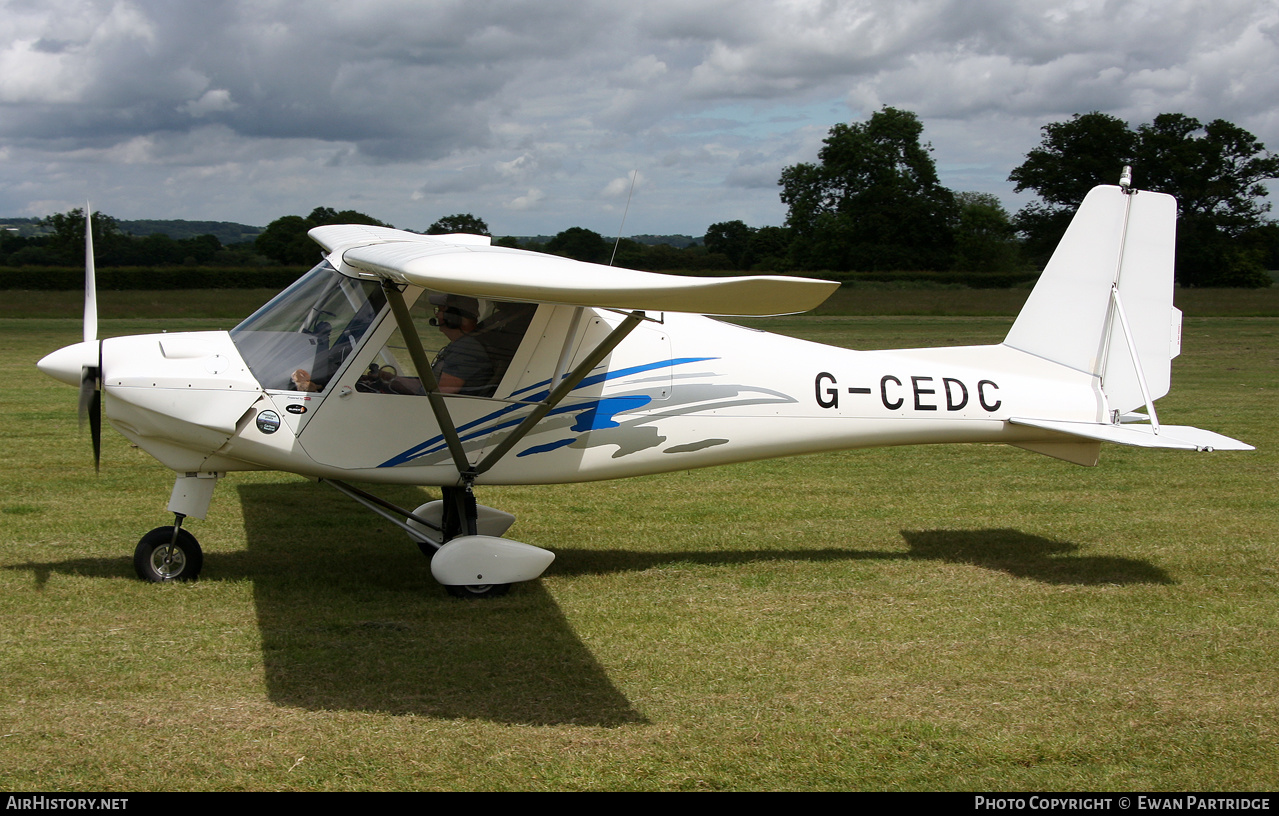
445;583;511;599
134;526;203;582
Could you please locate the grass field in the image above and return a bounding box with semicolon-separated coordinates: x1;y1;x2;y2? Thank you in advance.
0;300;1274;790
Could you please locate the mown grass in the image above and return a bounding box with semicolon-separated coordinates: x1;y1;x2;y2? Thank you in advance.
0;304;1274;791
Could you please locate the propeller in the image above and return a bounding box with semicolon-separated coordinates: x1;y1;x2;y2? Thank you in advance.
78;205;102;472
77;343;102;472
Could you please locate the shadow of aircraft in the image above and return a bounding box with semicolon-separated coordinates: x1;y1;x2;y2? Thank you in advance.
541;528;1172;586
899;528;1174;585
234;480;645;726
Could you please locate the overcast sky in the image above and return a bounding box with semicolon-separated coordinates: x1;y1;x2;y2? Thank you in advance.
1;0;1276;237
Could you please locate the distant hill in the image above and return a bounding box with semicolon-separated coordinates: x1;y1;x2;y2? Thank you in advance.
0;217;263;246
630;234;700;248
0;218;44;237
4;217;699;250
118;220;263;245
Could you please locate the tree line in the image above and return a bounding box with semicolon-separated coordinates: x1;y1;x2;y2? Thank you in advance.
1;205;734;275
252;209;734;271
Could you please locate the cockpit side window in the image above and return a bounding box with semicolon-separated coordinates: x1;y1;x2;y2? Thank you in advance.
230;260;387;392
359;290;537;399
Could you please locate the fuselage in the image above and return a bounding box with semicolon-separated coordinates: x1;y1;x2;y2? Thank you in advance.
44;286;1103;487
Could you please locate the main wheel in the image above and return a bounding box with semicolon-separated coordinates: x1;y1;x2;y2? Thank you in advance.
445;583;511;599
134;526;203;582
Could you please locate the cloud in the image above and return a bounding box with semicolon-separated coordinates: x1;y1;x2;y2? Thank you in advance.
602;170;642;198
0;0;1274;233
181;88;238;118
506;188;545;210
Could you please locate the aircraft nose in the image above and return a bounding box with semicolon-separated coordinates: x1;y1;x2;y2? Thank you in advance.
37;340;99;386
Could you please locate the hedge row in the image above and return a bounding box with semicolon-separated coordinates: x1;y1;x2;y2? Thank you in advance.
822;270;1041;288
0;265;1040;291
0;266;309;290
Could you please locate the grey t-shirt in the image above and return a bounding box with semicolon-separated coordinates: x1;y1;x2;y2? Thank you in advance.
432;335;493;395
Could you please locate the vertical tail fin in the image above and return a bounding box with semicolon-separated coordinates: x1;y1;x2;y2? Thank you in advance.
1005;183;1250;453
1004;184;1180;419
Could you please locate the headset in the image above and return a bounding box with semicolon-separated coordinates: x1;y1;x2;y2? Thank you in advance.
429;295;479;330
430;306;468;330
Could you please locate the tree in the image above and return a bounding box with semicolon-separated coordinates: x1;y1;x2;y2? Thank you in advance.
256;207;388;265
1135;114;1279;286
703;220;755;269
255;215;320;265
1010;112;1278;286
952;192;1021;273
748;226;793;272
39;208;127;265
779;107;956;271
428;213;490;236
1008;112;1137;266
546;227;609;263
1009;112;1137;208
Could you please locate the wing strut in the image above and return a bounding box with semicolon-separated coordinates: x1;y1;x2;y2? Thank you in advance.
381;283;645;481
472;310;645;477
382;281;471;476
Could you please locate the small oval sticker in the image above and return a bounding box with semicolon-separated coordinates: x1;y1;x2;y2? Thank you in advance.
285;404;307;414
255;410;281;434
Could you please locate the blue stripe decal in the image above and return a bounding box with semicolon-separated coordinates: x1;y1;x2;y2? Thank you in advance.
570;395;652;431
378;356;714;468
518;437;577;456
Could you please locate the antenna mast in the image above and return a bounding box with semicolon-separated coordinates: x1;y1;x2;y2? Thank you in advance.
609;170;638;266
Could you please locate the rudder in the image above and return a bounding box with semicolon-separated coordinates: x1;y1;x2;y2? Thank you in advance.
1004;183;1180;417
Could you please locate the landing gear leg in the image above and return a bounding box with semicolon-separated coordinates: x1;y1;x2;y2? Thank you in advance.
441;484;479;539
438;484;510;598
321;480;548;599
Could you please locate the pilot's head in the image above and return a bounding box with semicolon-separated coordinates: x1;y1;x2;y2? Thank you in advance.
428;294;480;334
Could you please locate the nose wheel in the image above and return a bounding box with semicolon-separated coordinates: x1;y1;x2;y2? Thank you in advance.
444;582;511;599
134;524;203;582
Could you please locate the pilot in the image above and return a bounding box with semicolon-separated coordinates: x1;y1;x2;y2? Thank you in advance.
430;294;493;395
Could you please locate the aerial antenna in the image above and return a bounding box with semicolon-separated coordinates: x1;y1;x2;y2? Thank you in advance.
1119;165;1133;192
608;170;638;266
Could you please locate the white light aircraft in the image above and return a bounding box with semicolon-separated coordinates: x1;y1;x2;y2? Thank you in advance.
37;178;1252;596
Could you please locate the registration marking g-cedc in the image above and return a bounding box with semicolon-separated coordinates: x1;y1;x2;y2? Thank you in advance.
815;371;1002;412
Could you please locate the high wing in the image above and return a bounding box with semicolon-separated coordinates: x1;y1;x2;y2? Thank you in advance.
309;225;838;317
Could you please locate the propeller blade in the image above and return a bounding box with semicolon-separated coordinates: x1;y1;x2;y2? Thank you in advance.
88;383;101;474
81;206;102;472
77;342;103;473
77;366;95;422
84;204;98;344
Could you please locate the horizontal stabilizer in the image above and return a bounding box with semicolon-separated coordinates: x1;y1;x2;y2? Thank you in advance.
1010;417;1253;452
